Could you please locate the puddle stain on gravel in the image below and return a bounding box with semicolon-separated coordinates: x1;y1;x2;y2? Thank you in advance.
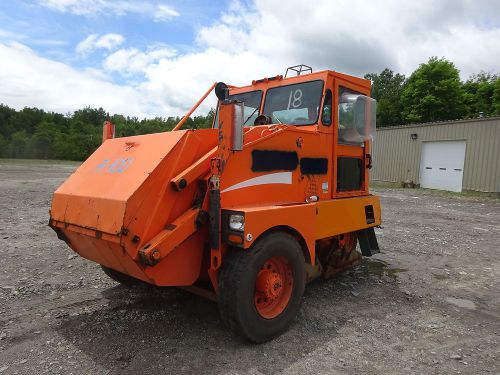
446;297;476;310
358;259;407;280
432;273;449;280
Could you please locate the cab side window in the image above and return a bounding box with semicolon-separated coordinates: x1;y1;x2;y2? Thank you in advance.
321;89;332;126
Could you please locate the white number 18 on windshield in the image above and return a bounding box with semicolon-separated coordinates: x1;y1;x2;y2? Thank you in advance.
287;89;303;110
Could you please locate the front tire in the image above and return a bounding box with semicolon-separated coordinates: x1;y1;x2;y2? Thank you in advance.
218;232;306;343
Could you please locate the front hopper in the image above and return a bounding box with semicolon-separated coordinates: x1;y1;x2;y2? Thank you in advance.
50;128;218;286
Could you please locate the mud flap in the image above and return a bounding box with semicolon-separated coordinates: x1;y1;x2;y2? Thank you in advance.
356;227;380;257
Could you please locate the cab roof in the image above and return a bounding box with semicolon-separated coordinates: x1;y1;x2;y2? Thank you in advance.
229;69;371;96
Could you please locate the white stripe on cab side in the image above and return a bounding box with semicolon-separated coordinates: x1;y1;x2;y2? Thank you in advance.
221;172;292;193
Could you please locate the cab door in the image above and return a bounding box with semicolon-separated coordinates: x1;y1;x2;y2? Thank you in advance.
332;80;375;198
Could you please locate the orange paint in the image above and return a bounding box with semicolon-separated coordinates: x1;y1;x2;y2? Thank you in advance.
50;68;381;292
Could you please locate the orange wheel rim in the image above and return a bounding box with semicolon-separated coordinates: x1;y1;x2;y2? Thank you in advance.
254;256;293;319
338;233;356;252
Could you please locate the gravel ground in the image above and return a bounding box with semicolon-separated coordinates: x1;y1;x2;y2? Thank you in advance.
0;160;499;375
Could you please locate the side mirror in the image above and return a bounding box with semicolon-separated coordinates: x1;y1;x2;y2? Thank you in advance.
218;100;244;152
215;82;229;101
353;96;377;141
232;102;244;151
339;93;377;143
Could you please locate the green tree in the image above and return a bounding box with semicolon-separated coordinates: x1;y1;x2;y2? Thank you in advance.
10;130;30;158
0;134;9;157
199;108;215;128
73;107;107;127
30;121;61;158
53;132;74;160
493;78;500;115
10;107;45;134
365;69;406;127
0;105;16;138
463;72;499;117
69;120;100;160
401;57;466;123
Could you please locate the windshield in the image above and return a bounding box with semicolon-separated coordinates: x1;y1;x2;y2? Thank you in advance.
214;90;262;128
262;80;324;125
230;91;262;124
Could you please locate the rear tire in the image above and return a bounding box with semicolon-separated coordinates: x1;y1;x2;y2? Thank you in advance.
101;265;143;287
218;232;306;343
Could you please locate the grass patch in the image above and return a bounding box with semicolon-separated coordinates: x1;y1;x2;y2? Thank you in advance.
369;180;402;189
421;188;500;200
0;158;81;166
370;180;499;201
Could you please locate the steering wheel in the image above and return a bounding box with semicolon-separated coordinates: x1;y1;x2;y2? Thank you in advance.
253;115;272;126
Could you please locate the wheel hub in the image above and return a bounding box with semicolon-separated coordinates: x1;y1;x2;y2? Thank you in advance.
254;256;294;319
256;269;283;299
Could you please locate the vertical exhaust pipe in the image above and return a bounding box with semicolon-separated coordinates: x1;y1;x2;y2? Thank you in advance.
102;113;115;143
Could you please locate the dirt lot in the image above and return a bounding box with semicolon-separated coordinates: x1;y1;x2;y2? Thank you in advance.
0;160;499;375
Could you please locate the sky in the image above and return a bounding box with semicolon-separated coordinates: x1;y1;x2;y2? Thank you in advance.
0;0;499;118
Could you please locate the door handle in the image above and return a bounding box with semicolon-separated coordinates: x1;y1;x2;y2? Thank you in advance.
366;154;372;169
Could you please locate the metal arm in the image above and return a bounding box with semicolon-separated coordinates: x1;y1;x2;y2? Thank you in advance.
172;82;217;131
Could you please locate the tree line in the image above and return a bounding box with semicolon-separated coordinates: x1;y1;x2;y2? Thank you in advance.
366;57;500;126
0;106;214;160
0;57;498;161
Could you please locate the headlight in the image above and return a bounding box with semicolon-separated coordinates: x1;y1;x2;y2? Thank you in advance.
229;214;245;232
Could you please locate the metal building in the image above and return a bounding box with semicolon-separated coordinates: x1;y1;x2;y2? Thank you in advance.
371;116;500;193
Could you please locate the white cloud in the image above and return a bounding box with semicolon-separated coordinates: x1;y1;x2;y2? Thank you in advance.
104;47;176;74
2;0;500;119
39;0;112;15
154;5;180;22
138;48;275;115
76;33;124;54
194;0;500;79
117;0;500;116
0;28;26;41
30;39;69;46
95;34;125;50
38;0;180;21
0;42;144;116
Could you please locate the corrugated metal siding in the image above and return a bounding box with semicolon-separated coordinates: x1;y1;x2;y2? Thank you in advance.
371;117;500;192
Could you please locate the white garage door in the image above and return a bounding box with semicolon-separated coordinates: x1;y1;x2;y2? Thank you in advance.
420;140;466;192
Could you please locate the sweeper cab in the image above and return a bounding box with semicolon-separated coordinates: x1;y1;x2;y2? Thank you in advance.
49;65;381;343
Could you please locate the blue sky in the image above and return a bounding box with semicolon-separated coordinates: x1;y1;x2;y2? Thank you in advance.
0;1;499;117
0;1;224;70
